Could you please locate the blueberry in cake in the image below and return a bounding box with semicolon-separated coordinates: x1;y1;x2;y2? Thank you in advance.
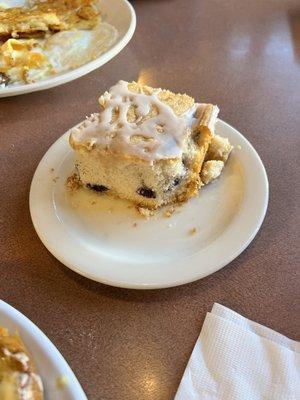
69;80;232;209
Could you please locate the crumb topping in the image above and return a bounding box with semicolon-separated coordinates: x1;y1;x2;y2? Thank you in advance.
66;172;82;190
69;81;219;162
164;206;175;218
136;206;155;219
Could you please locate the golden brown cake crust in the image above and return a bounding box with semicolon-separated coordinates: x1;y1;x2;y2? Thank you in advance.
126;81;195;116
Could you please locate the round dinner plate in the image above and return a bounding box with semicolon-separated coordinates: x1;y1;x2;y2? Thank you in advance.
0;300;87;399
30;120;268;289
0;0;136;97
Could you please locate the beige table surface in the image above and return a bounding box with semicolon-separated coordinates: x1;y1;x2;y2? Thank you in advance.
1;1;300;399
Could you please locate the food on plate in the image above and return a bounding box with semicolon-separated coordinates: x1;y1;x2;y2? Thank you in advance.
0;7;62;40
69;80;233;209
201;135;233;184
0;327;43;399
0;38;51;85
0;1;118;87
29;0;100;31
0;1;99;39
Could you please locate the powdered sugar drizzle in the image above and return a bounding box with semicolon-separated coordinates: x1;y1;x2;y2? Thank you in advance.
70;80;200;161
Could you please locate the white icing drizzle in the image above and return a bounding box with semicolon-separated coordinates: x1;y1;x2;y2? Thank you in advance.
70;80;199;161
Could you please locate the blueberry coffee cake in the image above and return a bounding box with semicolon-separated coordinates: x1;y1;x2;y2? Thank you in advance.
69;80;232;209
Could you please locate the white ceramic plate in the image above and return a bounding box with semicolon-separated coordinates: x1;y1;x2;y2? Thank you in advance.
0;0;136;97
30;120;268;289
0;300;87;399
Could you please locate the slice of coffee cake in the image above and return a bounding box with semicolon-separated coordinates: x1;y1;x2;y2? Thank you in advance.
69;80;221;209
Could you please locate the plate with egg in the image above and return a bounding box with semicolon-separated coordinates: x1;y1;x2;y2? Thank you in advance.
0;300;87;399
0;0;136;97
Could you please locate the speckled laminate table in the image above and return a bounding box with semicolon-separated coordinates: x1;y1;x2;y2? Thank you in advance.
1;1;300;399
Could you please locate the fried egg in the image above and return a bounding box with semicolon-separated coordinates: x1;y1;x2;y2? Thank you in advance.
45;22;118;74
0;21;118;85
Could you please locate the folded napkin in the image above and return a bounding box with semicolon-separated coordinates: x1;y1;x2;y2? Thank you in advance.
175;304;300;400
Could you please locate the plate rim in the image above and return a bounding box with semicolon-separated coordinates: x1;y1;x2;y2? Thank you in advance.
0;0;136;97
29;119;269;289
0;300;87;399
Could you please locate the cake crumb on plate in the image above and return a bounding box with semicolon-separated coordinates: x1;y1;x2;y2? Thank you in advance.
57;375;68;388
164;206;175;218
66;173;82;191
189;227;197;235
137;206;155;219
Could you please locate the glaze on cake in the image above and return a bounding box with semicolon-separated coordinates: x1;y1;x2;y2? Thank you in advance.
69;80;231;209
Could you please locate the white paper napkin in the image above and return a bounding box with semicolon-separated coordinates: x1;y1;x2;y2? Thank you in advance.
175;303;300;400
